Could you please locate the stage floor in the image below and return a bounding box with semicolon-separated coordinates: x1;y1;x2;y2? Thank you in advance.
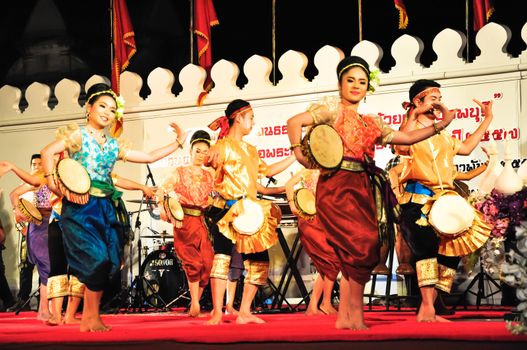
1;307;526;350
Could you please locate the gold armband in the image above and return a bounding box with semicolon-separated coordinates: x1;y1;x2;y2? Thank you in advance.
289;143;302;150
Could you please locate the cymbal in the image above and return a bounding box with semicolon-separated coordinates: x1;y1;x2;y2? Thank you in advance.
126;199;158;205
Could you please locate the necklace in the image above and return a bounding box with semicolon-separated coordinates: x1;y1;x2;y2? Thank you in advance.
86;126;106;142
416;119;429;128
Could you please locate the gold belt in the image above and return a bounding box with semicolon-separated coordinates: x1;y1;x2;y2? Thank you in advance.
340;159;364;172
182;207;203;217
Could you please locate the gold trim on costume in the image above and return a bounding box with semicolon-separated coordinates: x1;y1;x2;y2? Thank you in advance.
68;275;85;298
210;254;231;280
436;264;457;293
438;209;491;257
47;275;69;299
416;258;438;288
243;260;269;286
217;199;278;254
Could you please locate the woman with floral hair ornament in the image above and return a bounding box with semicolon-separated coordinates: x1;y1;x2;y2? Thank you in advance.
287;55;456;330
40;83;186;332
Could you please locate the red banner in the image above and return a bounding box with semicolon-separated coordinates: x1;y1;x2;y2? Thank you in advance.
394;0;408;29
473;0;494;31
194;0;219;106
112;0;136;95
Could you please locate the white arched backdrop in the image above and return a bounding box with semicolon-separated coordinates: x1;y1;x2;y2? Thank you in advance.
1;22;526;298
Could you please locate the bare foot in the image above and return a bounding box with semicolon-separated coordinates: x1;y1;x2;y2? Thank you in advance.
435;315;451;322
416;304;436;322
64;315;82;324
335;319;368;330
46;314;64;326
189;303;201;317
37;310;51;322
305;307;321;316
319;304;338;315
225;305;239;315
205;310;223;325
236;312;265;324
80;316;111;332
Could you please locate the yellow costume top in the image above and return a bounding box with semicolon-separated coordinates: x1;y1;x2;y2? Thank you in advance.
211;137;268;200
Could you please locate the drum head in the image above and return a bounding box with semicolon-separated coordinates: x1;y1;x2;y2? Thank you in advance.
429;194;475;235
167;197;184;221
140;247;188;308
19;198;43;223
57;158;91;194
295;188;316;216
232;199;265;235
308;125;344;169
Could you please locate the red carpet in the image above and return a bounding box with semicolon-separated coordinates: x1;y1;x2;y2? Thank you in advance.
1;308;526;350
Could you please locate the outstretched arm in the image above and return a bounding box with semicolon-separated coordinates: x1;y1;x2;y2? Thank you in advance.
113;173;156;198
125;122;186;164
266;155;296;177
0;161;42;187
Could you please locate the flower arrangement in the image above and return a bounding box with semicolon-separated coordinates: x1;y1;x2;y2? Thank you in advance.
368;69;380;93
501;220;527;334
472;188;527;239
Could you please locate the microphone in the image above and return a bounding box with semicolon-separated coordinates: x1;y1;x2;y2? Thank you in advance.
267;176;277;185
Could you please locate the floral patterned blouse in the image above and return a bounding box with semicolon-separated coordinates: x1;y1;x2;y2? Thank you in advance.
56;124;130;184
159;165;214;208
308;96;394;160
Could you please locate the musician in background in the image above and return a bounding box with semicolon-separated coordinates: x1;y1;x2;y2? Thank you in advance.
395;79;493;322
287;55;456;330
0;156;43;313
3;154;52;321
205;99;295;325
40;83;185;332
156;130;215;317
0;189;16;311
285;168;339;315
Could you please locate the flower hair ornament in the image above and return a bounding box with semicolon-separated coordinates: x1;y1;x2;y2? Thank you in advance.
87;89;126;138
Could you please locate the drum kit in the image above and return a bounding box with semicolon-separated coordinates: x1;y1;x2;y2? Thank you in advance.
119;196;190;311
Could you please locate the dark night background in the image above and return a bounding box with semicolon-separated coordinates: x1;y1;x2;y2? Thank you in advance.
0;0;525;103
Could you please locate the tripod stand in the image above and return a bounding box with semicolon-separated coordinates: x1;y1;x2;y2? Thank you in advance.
113;165;169;313
453;255;501;310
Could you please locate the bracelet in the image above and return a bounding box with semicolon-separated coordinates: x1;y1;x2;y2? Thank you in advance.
289;143;302;151
176;138;183;149
44;172;54;178
432;123;443;134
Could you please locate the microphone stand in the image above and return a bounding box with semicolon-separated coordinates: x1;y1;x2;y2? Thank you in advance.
126;164;157;312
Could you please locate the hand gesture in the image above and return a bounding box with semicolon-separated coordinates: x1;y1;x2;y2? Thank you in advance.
473;99;493;121
0;161;13;177
169;122;187;145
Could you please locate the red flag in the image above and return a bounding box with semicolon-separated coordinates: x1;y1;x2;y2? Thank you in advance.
194;0;219;106
394;0;408;29
473;0;494;31
112;0;136;96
